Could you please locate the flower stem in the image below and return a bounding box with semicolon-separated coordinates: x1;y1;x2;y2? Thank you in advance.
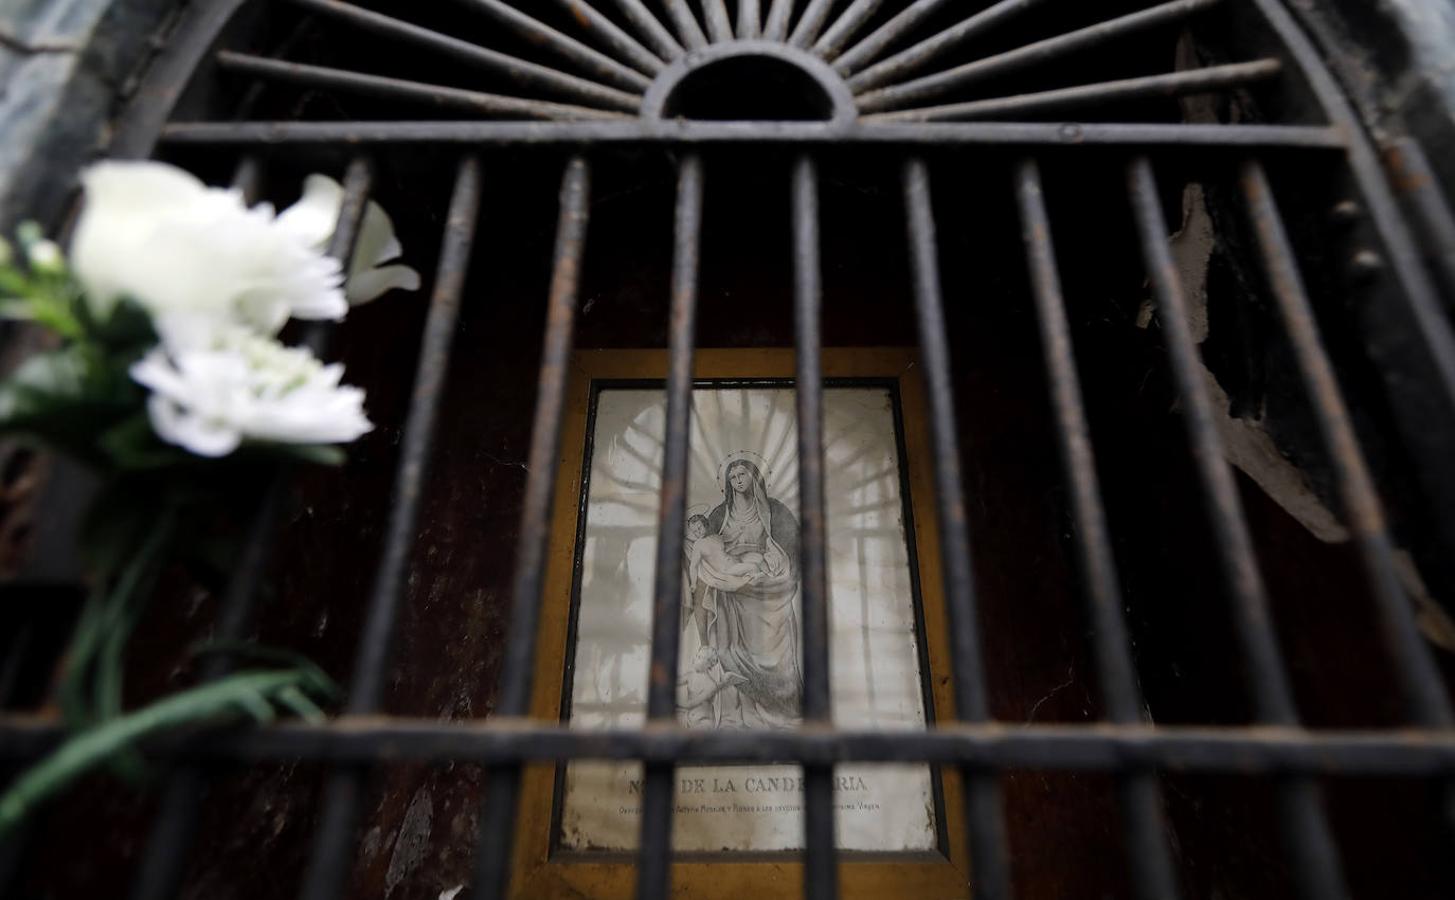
0;668;327;835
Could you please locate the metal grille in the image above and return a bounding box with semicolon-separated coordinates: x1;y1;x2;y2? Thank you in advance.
3;1;1455;898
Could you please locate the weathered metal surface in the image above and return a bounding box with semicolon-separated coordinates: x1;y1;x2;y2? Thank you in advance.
283;0;642;112
903;157;1010;900
792;155;836;900
1014;159;1181;900
635;154;702;900
299;155;482;900
473;157;591;900
6;715;1455;775
156;119;1349;147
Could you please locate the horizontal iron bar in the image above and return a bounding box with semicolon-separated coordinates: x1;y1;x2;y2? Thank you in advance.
158;120;1347;147
215;51;631;120
281;0;643;112
864;60;1282;123
3;718;1454;774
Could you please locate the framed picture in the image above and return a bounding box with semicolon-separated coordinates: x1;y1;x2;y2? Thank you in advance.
512;348;968;899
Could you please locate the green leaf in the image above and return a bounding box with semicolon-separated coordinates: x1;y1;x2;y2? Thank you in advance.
0;667;336;835
244;442;348;466
0;346;146;463
86;297;157;354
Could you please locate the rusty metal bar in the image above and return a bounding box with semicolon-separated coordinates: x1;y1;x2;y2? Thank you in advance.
215;51;632;121
1240;161;1453;729
473;156;592;900
454;0;652;90
864;60;1282;123
635;154;704;900
1384;137;1455;312
902;157;1010;900
788;0;839;48
158;120;1348;148
793;154;837;900
132;155;372;900
856;0;1222;112
763;0;796;42
607;0;685;59
1126;156;1297;727
7;716;1455;774
553;0;666;73
813;0;886;60
835;0;1041;85
662;0;709;50
1128;156;1351;900
298;154;482;900
1013;158;1181;900
738;0;761;38
282;0;643;112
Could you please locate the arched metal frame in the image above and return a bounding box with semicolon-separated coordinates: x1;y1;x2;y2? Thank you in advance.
4;1;1455;899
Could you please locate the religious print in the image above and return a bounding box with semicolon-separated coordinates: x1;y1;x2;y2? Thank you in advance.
558;382;940;854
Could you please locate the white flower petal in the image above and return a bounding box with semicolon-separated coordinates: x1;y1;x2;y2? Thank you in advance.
130;332;373;457
276;174;344;251
351;201;403;270
345;264;421;305
74;161;352;335
146;394;242;457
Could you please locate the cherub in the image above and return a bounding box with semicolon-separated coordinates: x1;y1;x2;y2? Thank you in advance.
676;645;748;727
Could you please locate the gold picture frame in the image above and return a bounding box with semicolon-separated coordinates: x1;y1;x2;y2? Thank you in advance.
511;347;969;899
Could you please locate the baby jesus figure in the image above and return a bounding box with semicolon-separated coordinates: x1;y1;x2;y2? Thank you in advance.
684;514;771;589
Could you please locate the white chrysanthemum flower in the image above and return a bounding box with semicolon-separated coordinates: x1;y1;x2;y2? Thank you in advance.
276;174;421;304
72;162;348;340
131;326;372;457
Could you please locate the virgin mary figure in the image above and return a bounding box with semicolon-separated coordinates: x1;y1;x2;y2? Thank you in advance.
679;457;802;730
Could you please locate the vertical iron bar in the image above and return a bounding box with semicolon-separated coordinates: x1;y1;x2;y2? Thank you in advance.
1127;156;1351;900
608;0;685;59
902;157;1011;900
662;0;710;50
298;154;482;900
131;486;285;900
1240;160;1453;728
473;156;592;900
635;154;704;900
789;0;839;48
763;0;796;42
793;155;836;900
1014;158;1181;900
1126;156;1297;727
133;155;371;900
738;0;761;39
